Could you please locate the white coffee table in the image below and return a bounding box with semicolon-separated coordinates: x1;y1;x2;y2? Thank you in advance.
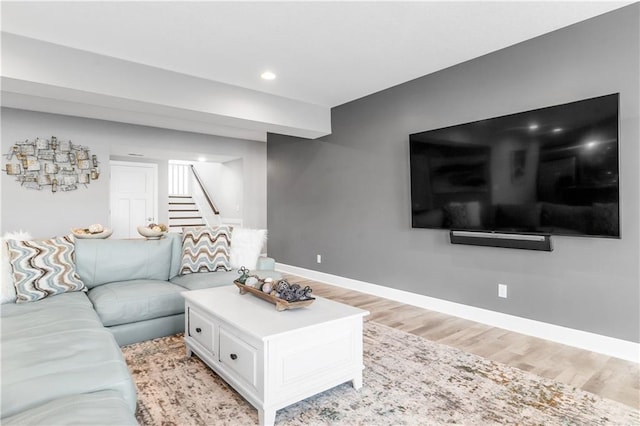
182;285;369;426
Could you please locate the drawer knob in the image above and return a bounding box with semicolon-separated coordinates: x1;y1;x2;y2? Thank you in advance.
230;353;238;360
195;327;202;333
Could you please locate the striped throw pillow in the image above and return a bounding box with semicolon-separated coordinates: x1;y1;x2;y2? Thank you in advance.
7;235;86;303
180;226;233;275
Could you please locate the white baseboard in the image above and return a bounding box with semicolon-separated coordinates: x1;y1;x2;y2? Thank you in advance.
276;263;640;363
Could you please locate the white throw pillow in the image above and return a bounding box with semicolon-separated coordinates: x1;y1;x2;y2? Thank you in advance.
1;230;33;304
229;228;267;270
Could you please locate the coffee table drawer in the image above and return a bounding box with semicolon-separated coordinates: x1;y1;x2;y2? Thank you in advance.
219;327;257;387
188;308;214;353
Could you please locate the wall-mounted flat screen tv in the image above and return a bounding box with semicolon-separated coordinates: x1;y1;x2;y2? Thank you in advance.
410;93;620;238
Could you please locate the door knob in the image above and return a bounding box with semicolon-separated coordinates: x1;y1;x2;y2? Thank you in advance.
230;353;238;360
195;327;202;333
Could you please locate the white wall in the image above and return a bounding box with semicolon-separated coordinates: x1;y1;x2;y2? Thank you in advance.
220;159;244;221
192;159;243;222
1;108;267;238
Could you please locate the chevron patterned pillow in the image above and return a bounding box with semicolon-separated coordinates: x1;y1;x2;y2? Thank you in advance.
180;226;233;275
7;235;86;303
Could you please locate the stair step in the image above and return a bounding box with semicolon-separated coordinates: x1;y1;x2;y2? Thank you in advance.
169;210;203;218
169;224;206;229
168;193;205;228
168;205;197;211
169;217;206;225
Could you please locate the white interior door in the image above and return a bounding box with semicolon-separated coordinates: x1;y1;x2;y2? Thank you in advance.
110;161;158;239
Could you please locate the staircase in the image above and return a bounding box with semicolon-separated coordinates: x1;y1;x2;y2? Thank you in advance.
168;195;206;232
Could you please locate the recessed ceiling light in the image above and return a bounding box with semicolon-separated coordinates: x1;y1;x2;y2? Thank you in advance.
552;127;563;133
260;71;276;80
528;124;539;131
198;156;206;162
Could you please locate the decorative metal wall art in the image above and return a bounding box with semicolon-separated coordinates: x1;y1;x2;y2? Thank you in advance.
3;136;100;192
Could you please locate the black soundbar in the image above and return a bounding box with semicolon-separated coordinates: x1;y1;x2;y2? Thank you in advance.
449;230;553;251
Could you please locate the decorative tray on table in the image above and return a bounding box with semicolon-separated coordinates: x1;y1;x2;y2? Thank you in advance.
233;280;315;311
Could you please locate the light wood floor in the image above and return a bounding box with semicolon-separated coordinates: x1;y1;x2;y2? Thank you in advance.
284;274;640;410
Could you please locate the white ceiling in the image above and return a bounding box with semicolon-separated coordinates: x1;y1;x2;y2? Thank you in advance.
109;144;240;164
0;1;631;141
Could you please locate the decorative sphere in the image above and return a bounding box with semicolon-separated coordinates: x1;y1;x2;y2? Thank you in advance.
245;276;259;287
88;223;104;233
262;282;273;293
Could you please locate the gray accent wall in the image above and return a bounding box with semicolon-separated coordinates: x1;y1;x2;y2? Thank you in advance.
1;108;267;238
267;5;640;342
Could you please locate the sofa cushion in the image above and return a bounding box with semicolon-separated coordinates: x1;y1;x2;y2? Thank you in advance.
110;314;185;347
171;270;239;291
256;257;276;271
170;268;282;291
7;235;86;303
1;239;16;304
88;279;185;327
1;390;137;426
75;238;173;288
168;232;184;279
180;226;233;274
0;291;98;334
0;292;137;418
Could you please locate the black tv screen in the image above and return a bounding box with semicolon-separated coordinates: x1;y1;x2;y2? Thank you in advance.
410;93;620;238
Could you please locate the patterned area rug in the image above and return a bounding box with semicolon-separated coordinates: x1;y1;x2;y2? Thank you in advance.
122;322;638;425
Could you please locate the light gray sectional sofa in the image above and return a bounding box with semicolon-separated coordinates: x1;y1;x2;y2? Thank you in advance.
75;233;278;346
1;292;138;425
1;232;279;424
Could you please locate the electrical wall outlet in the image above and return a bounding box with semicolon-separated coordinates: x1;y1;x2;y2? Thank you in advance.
316;254;322;264
498;284;508;298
